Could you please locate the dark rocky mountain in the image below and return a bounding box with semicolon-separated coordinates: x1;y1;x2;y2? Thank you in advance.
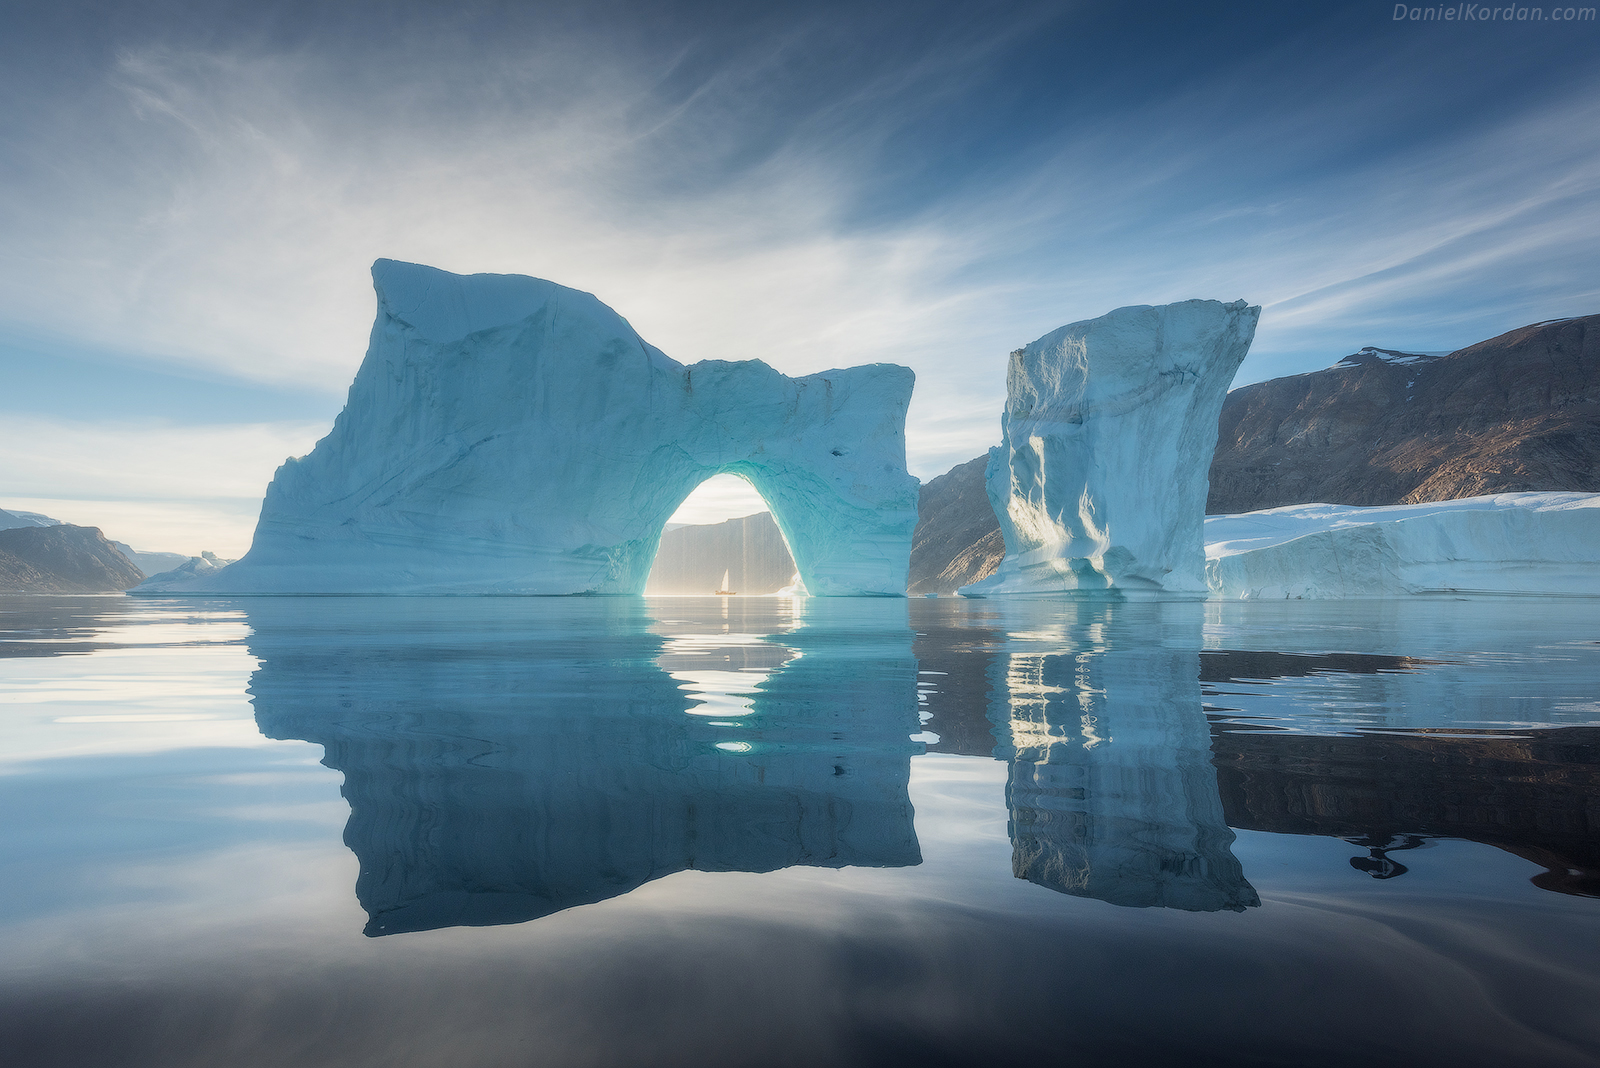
905;313;1599;593
1206;314;1600;513
1;508;192;579
0;525;147;592
907;456;1004;596
645;512;797;595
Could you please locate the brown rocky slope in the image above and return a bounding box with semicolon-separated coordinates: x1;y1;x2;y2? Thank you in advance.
0;525;147;593
907;313;1599;594
1206;314;1600;513
907;456;1005;596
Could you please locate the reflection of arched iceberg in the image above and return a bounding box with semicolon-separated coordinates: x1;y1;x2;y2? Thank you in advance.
985;602;1258;912
245;599;921;935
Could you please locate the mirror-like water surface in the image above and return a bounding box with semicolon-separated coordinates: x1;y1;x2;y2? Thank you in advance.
2;595;1598;1067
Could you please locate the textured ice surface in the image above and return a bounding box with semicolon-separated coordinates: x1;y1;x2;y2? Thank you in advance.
1205;492;1600;599
962;299;1259;599
135;261;918;596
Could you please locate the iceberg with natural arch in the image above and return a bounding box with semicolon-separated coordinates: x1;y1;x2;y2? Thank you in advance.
134;260;919;596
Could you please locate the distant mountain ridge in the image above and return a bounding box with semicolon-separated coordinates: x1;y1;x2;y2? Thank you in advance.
1327;346;1450;370
645;512;796;595
1207;314;1599;513
112;543;192;579
0;525;147;592
905;313;1600;594
0;508;61;530
2;506;213;582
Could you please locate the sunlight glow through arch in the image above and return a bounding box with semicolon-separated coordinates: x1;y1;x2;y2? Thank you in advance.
664;472;771;527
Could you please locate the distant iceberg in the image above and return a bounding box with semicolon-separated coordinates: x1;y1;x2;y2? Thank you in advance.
1205;493;1600;599
138;551;235;589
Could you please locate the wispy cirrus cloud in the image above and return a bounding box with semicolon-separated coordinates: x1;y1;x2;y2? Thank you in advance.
1;0;1597;549
0;416;325;554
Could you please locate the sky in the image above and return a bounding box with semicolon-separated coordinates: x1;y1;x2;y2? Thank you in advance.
2;0;1598;554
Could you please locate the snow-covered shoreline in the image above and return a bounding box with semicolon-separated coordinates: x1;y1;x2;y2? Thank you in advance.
1205;493;1600;599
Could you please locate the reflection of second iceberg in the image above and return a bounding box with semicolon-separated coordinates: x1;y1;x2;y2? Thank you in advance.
245;599;922;936
989;603;1259;913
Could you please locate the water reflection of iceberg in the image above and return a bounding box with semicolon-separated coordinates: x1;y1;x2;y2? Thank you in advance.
245;599;921;935
981;603;1259;913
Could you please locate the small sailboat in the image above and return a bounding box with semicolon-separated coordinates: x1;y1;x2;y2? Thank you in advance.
715;569;737;596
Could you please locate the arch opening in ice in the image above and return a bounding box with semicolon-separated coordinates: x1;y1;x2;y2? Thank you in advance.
137;260;918;597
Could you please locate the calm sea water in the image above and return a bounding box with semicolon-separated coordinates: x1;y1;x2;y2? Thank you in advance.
1;593;1598;1067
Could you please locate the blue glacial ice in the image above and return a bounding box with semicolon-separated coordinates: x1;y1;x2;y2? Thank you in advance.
962;299;1260;599
134;260;919;596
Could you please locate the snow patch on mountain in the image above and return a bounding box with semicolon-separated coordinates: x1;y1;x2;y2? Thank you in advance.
0;508;61;530
1329;346;1451;370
